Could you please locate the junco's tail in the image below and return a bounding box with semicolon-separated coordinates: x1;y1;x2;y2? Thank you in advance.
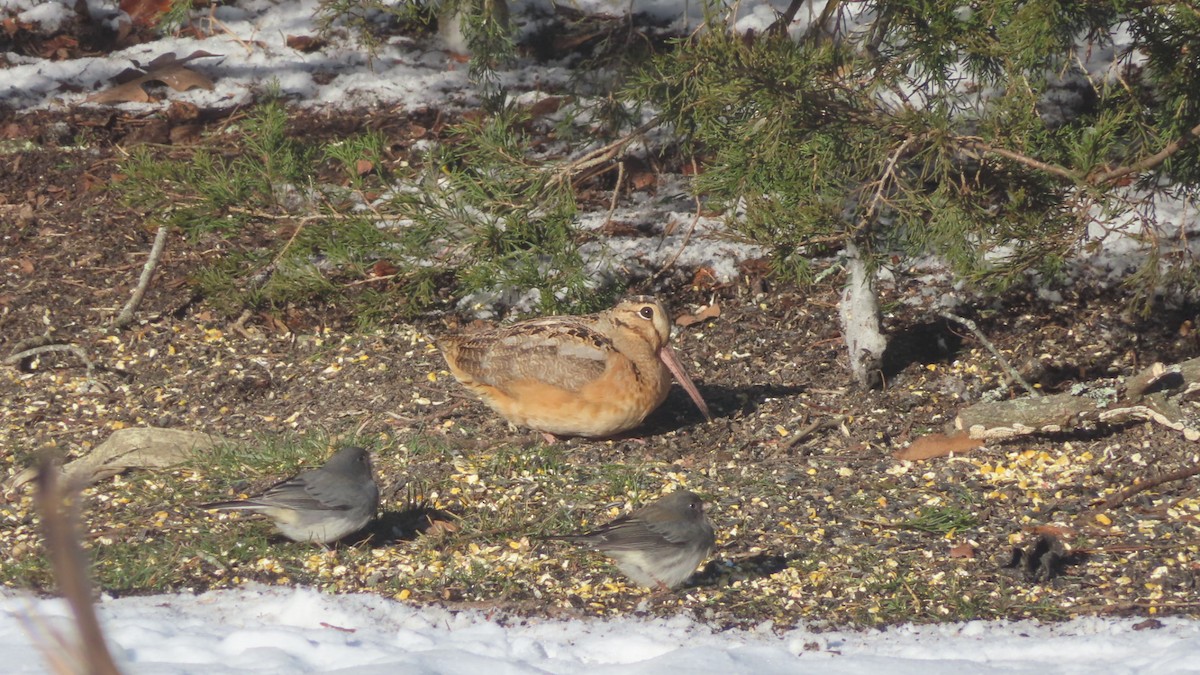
198;499;267;512
537;533;596;543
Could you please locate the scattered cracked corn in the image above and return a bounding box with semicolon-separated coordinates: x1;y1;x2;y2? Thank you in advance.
256;558;284;574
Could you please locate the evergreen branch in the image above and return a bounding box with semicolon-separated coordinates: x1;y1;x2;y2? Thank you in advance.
957;120;1200;188
953;137;1081;183
855;133;921;235
1089;120;1200;185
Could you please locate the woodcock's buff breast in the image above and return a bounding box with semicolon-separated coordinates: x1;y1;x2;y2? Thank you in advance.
436;296;712;439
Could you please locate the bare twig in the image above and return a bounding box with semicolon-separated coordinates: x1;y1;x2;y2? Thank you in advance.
4;344;95;379
807;0;844;41
954;137;1080;183
606;159;626;221
114;224;169;329
33;455;124;675
545;115;662;189
10;333;56;353
15;608;76;674
1103;463;1200;510
652;191;705;281
854;134;918;235
786;415;844;450
768;0;808;36
939;311;1040;397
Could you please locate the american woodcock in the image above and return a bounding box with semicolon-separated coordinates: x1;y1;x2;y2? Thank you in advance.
436;296;712;440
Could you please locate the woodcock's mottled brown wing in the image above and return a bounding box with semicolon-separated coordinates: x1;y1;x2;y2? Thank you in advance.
439;317;616;394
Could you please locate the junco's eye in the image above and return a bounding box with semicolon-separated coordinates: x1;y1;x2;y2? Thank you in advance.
638;306;654;320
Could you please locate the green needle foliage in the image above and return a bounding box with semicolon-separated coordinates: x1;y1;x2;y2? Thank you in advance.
628;0;1200;309
314;0;514;91
386;104;609;315
117;98;602;323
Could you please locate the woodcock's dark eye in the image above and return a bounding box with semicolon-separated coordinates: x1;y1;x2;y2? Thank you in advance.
638;306;655;320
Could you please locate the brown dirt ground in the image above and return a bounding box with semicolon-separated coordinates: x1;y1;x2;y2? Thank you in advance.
3;103;1200;630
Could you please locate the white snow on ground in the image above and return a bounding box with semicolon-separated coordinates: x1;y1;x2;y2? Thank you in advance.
3;585;1200;674
5;1;1200;671
1;0;796;111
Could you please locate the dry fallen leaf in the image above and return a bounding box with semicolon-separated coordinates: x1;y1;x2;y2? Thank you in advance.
623;156;656;191
690;265;721;290
371;260;398;277
120;0;173;27
424;519;460;536
528;96;567;117
949;543;976;558
38;34;79;60
893;432;984;460
89;80;153;104
286;34;327;52
675;302;721;327
87;51;220;104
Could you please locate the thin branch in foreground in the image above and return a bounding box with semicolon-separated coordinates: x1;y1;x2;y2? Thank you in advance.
545;115;662;189
939;311;1041;397
4;344;95;380
957;120;1200;188
33;454;124;675
1091;121;1200;185
114;224;169;329
1103;462;1200;509
768;0;807;36
651;193;704;281
954;137;1080;183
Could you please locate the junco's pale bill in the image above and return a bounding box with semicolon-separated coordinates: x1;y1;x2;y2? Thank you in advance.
549;489;715;589
200;446;379;545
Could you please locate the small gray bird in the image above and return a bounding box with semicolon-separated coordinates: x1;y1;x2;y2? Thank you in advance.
200;446;379;545
549;489;715;589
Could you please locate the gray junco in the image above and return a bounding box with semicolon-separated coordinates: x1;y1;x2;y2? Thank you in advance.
200;446;379;545
548;489;715;589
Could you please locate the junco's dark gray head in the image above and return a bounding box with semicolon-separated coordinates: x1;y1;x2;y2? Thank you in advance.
200;445;380;545
550;489;715;590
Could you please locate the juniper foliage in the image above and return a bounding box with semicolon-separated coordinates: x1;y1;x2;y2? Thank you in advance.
629;1;1200;308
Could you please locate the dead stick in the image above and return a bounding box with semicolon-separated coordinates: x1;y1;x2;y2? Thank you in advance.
4;344;95;379
546;115;662;188
769;0;807;35
1104;463;1200;509
652;193;703;281
939;311;1040;397
114;224;169;328
33;455;124;675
